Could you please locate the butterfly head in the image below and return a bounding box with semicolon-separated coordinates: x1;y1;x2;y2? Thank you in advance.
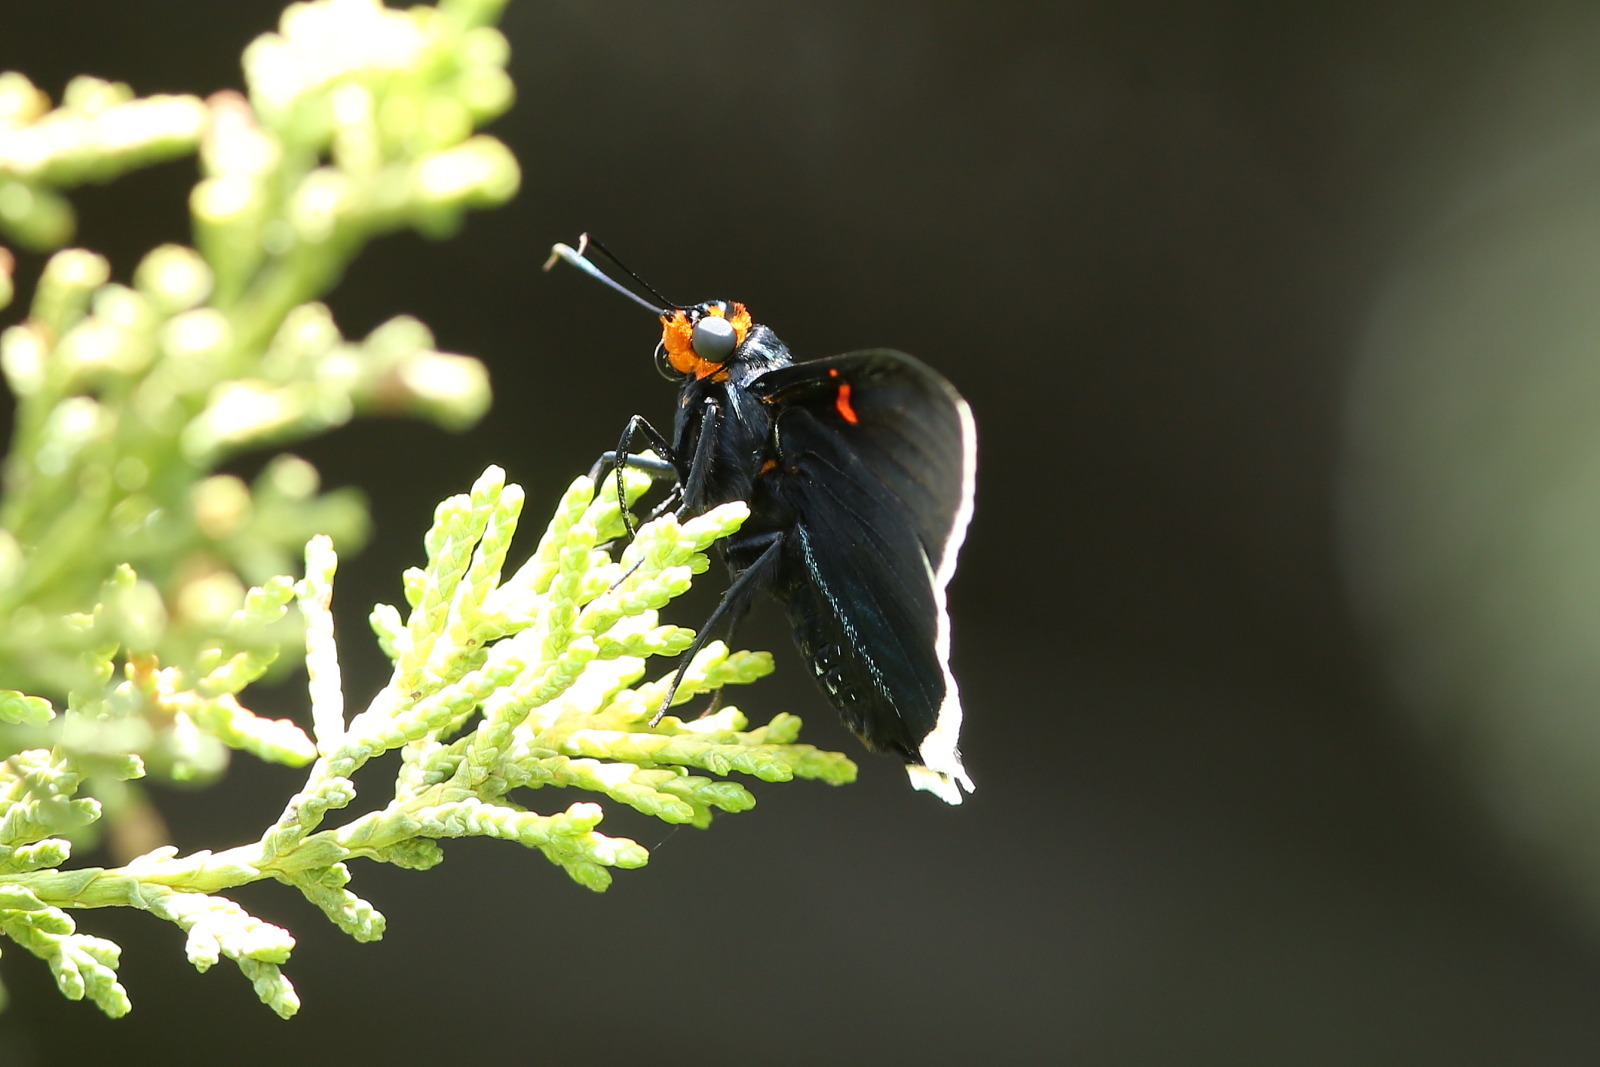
656;300;754;380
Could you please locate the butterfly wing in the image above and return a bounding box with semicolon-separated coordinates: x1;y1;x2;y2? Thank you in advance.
752;349;976;802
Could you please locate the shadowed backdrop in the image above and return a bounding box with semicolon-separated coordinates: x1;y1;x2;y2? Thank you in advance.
5;2;1600;1063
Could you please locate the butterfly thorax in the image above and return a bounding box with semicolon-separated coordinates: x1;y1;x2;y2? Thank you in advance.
668;315;792;518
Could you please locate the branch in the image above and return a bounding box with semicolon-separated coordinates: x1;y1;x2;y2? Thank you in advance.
0;467;855;1017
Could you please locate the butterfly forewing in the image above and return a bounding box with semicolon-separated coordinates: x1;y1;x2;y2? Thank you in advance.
754;350;975;791
753;350;973;575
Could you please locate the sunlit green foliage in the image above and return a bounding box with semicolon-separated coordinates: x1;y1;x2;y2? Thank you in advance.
0;0;852;1019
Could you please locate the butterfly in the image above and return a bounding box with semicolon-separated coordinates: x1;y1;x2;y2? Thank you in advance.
547;237;976;803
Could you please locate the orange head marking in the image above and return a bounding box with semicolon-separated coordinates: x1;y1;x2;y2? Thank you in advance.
660;301;752;379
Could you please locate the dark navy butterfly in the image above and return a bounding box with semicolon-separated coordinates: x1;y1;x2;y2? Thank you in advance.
546;237;976;803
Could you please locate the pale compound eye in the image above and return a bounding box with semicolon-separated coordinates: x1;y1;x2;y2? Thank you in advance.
691;315;737;362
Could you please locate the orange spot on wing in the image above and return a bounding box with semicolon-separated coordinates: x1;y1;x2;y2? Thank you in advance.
834;383;860;424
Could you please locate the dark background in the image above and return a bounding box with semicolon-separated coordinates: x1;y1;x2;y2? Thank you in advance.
5;2;1600;1063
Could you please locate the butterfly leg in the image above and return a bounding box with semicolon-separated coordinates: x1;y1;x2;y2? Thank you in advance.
676;397;720;520
695;591;756;718
649;530;784;727
589;414;681;538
